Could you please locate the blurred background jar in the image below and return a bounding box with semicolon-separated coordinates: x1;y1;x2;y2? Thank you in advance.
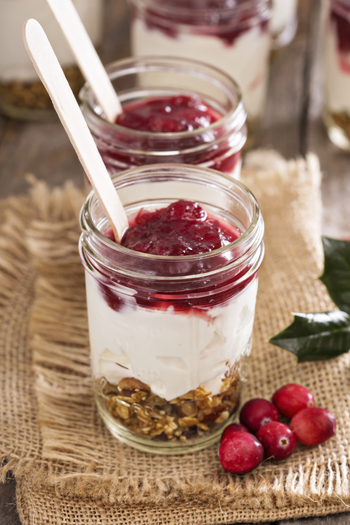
270;0;298;51
323;0;350;150
129;0;272;145
0;0;104;121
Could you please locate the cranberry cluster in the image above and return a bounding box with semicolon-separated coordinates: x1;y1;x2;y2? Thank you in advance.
219;383;336;475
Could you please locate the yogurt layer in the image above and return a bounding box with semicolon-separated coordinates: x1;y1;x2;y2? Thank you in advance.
0;0;103;82
325;22;350;113
131;18;270;120
86;272;258;401
271;0;298;36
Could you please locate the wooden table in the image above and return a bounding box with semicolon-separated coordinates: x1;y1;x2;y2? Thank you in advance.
1;0;349;523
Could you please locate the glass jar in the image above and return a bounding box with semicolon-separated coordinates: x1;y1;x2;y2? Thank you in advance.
79;164;265;454
80;57;247;180
323;0;350;150
270;0;298;51
129;0;272;140
0;0;104;120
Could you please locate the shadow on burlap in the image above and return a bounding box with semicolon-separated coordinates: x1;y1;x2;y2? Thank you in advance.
1;151;350;524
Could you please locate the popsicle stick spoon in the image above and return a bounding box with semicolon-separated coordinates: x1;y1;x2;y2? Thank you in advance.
45;0;122;122
23;19;128;242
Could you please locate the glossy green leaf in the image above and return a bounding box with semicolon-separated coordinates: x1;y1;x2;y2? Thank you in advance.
269;311;350;363
320;237;350;315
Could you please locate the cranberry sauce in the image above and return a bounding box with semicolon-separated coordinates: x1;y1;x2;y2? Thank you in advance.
138;0;269;46
331;1;350;54
100;200;257;314
112;200;240;256
116;95;220;133
97;95;240;176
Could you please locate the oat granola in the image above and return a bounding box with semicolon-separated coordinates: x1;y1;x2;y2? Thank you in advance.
0;66;84;118
98;368;241;442
331;111;350;141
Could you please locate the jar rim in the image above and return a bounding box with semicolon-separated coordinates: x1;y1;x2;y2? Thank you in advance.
79;56;246;142
79;164;264;282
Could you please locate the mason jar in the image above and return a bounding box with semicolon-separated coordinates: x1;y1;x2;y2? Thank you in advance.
0;0;104;120
79;164;265;454
80;57;247;180
129;0;272;140
270;0;298;51
323;0;350;150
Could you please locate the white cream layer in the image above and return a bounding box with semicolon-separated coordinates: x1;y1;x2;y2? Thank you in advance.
0;0;103;82
271;0;298;35
86;271;258;401
131;19;270;120
325;22;350;113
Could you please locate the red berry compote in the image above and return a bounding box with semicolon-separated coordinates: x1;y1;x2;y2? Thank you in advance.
79;165;264;454
109;95;240;177
80;58;247;179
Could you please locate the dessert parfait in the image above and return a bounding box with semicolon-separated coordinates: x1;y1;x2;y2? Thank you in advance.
270;0;298;51
80;57;247;180
0;0;103;120
324;0;350;149
79;164;264;454
129;0;272;137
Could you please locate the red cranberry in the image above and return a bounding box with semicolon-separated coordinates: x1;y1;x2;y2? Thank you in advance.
257;421;297;461
219;432;264;474
240;398;280;434
272;383;315;419
290;408;336;446
115;95;219;133
221;423;249;443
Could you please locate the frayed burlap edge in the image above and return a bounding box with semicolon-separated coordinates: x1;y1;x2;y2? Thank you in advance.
16;475;350;525
0;177;86;483
0;190;41;481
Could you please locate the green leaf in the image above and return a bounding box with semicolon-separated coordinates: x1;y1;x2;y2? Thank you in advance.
320;237;350;315
269;311;350;363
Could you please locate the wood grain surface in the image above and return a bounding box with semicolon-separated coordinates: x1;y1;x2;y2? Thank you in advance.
0;0;349;523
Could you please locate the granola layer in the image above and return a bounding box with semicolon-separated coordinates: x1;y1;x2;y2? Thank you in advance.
0;66;83;112
331;111;350;141
97;367;241;442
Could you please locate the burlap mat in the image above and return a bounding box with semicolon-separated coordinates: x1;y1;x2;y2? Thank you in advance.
1;152;350;524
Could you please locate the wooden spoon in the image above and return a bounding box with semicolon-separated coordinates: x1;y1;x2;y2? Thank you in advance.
45;0;122;122
23;19;128;242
